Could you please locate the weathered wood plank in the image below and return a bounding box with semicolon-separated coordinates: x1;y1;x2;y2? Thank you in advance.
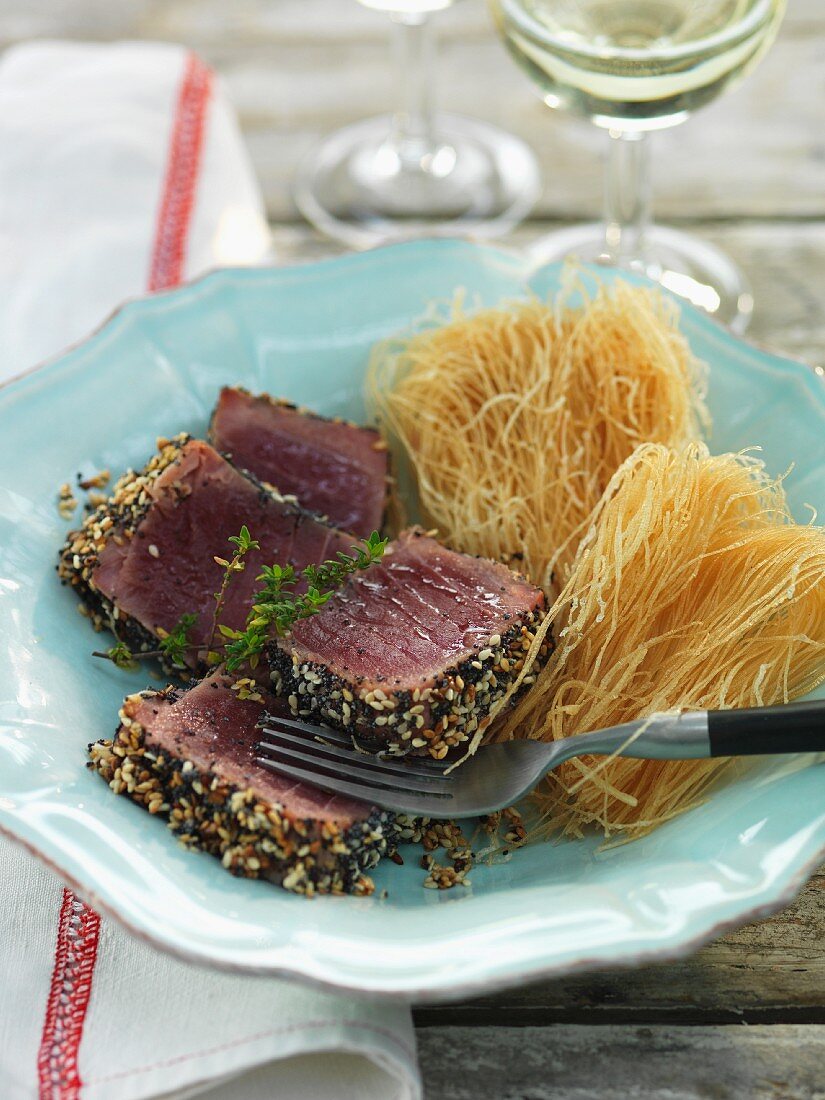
415;872;825;1027
416;1024;825;1100
1;2;823;221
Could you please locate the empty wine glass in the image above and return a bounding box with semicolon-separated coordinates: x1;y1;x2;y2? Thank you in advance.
294;0;541;248
490;0;787;332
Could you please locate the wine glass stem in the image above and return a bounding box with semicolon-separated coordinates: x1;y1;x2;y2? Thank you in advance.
390;13;437;167
603;129;651;268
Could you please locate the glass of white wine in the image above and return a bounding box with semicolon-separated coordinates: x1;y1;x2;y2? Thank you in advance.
490;0;787;332
294;0;540;249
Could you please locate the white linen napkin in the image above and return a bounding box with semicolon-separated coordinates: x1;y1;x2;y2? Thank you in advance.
0;40;272;381
0;41;420;1100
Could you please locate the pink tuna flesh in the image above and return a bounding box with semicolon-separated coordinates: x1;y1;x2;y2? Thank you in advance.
130;674;370;824
285;529;545;685
93;440;355;652
209;387;388;538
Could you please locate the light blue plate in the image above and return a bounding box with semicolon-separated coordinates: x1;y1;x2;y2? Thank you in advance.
1;240;823;1002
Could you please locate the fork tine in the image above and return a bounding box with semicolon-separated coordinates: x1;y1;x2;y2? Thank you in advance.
259;720;451;778
255;754;454;806
261;719;397;761
259;730;453;787
261;715;354;745
257;737;453;793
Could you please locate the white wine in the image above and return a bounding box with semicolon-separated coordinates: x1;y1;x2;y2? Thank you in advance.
491;0;786;129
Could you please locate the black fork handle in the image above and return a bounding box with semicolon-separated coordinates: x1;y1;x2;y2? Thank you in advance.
708;700;825;757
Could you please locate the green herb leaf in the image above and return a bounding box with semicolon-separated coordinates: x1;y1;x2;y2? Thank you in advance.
228;524;260;554
224;531;387;672
205;525;261;656
158;612;198;667
91;527;387;679
102;641;139;671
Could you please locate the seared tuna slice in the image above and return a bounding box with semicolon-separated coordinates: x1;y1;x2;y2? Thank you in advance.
209;387;389;537
89;674;403;895
268;529;550;760
59;436;354;669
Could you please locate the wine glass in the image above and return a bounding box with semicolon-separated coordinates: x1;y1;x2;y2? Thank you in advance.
490;0;787;332
294;0;541;249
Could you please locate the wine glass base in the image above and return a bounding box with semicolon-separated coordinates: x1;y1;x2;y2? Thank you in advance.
527;223;754;335
294;113;541;249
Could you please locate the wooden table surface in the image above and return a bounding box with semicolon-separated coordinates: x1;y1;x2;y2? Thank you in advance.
5;2;824;1096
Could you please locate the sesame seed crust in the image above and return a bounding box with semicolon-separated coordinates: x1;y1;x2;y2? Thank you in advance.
57;481;78;520
88;689;410;896
57;434;193;673
267;608;553;760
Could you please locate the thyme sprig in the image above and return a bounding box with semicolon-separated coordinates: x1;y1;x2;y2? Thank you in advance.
223;530;387;672
93;612;197;670
91;527;387;676
157;612;199;668
96;640;140;671
205;525;259;661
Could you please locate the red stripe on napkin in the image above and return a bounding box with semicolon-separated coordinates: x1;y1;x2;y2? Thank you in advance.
37;891;101;1100
37;51;213;1100
149;52;213;291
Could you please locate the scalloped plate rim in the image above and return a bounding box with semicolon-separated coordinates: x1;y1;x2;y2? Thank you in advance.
1;816;824;1005
1;237;824;1002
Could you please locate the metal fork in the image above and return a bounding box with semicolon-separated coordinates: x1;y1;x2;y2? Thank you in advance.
256;700;825;819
